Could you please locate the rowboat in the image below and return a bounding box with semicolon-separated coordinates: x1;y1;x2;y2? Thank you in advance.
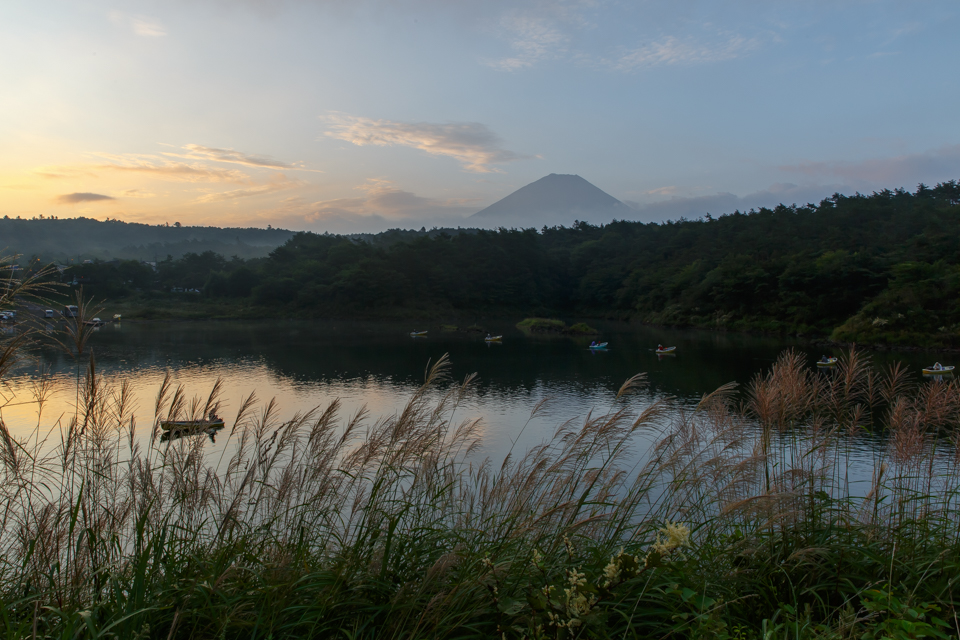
409;330;428;337
816;358;838;367
484;335;502;342
160;418;226;432
922;365;955;375
161;424;224;442
588;342;608;349
656;346;676;354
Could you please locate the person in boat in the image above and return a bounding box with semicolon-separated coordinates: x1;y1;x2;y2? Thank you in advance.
590;341;597;347
934;362;943;371
657;344;663;351
208;409;222;422
820;355;830;363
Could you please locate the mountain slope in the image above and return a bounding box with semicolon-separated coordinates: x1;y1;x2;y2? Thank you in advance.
470;174;632;227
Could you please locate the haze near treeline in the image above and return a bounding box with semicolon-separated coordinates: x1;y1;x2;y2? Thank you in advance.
2;1;958;233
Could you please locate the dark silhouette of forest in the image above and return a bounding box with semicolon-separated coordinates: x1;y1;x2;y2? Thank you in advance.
15;181;960;347
0;216;294;261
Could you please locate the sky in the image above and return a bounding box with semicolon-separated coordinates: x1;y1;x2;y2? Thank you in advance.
1;0;958;234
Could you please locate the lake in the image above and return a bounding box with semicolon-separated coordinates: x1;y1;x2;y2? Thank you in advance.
1;318;953;465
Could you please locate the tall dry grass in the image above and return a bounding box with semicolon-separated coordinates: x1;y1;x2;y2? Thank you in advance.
1;281;959;638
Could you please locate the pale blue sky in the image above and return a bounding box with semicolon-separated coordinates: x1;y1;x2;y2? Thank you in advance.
2;0;958;232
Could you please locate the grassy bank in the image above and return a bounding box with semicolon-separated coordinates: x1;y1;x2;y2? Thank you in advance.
106;295;272;321
3;323;960;638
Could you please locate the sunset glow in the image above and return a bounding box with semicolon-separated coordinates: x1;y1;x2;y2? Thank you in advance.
2;1;958;233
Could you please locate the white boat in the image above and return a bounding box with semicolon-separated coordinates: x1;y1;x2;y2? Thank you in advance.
588;342;608;349
409;330;428;337
656;346;676;354
923;365;955;375
484;335;502;342
816;358;839;367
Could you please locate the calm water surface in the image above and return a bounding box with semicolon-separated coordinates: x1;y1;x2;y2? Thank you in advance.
1;319;953;466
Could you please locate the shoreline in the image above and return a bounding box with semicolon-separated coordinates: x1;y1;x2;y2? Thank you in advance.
26;296;960;354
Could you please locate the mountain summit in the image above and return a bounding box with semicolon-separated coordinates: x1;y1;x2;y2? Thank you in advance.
470;174;632;227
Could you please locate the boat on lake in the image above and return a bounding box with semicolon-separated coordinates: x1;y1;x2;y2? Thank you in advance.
588;341;608;349
161;424;224;442
410;330;428;337
656;346;676;354
922;364;955;375
160;417;226;432
84;318;105;327
485;335;502;342
817;357;839;367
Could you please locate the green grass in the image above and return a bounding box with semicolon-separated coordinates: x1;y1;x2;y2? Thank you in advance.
102;296;273;321
3;281;960;638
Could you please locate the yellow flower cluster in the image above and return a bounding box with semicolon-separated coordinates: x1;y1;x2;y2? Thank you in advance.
561;567;596;628
600;547;640;589
651;521;691;555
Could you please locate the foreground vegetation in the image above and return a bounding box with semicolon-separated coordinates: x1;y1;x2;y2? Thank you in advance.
4;280;960;637
14;180;960;346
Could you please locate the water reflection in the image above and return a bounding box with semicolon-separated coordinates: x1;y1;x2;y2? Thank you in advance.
2;319;956;468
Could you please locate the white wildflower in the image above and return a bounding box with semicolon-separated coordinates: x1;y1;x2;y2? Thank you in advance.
567;568;587;587
651;521;691;556
531;548;542;566
602;559;620;586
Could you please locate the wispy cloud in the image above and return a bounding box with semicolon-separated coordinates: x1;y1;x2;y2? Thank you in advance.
323;114;532;173
487;13;568;71
613;34;761;71
195;174;301;203
36;154;251;183
253;179;478;233
108;11;167;37
643;185;681;197
162;144;317;171
121;189;157;198
779;144;960;185
56;192;115;204
482;3;767;73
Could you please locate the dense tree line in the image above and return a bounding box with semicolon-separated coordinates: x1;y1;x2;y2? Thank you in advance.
0;216;293;262
25;181;960;346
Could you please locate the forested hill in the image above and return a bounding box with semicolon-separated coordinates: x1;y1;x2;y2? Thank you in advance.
0;216;294;261
59;181;960;346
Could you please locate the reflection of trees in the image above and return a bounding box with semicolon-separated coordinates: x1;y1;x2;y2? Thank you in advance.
16;321;945;426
